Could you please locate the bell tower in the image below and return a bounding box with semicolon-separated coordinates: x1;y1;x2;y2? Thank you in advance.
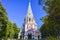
25;1;37;32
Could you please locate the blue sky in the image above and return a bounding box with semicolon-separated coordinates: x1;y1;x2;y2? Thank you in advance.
2;0;47;28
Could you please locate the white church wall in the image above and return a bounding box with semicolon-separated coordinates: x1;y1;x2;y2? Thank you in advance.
18;1;41;40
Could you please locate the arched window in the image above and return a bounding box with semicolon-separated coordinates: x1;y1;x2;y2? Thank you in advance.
29;18;31;21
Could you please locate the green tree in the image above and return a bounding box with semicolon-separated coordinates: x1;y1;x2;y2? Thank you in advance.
13;23;20;39
0;2;8;39
6;22;20;39
6;22;15;38
0;2;20;39
40;0;60;38
47;36;57;40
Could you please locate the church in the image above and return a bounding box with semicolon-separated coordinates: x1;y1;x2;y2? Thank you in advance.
18;1;41;40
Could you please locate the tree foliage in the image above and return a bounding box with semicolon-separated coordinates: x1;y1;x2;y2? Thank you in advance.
0;2;8;38
0;2;20;39
40;0;60;38
13;23;20;38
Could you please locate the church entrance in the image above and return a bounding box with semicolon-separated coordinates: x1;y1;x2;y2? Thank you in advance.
28;33;32;39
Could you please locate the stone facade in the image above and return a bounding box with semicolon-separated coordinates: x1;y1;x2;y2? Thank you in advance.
18;2;41;40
